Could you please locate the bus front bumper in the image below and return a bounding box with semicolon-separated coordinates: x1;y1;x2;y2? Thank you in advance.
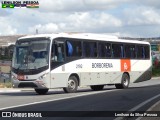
12;79;47;89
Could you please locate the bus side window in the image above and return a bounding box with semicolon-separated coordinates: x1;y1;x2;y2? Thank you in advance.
66;40;82;57
82;42;86;57
125;44;136;59
90;42;97;57
98;43;102;57
120;45;124;58
137;45;143;59
130;46;135;58
105;43;111;58
66;41;73;57
142;47;145;59
83;42;90;57
112;44;121;58
57;47;64;62
51;42;64;62
98;42;111;58
51;43;57;61
124;44;130;58
144;45;150;59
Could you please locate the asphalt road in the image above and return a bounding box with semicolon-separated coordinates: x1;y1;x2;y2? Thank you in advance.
0;79;160;120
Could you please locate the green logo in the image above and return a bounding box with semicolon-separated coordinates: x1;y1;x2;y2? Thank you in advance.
2;4;7;8
2;4;14;8
10;4;14;8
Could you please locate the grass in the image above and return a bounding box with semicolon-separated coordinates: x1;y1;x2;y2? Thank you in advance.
0;82;12;88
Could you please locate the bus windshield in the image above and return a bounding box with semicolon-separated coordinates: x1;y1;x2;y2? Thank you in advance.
12;38;50;70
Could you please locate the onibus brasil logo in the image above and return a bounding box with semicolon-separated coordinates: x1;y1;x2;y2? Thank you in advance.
1;1;39;8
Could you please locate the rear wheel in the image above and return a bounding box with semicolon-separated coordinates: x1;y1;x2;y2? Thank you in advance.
63;76;78;93
35;88;48;95
115;73;130;89
90;85;104;91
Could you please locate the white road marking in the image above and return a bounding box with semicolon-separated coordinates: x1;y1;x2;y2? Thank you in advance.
0;89;119;110
129;94;160;112
0;89;21;93
114;93;160;120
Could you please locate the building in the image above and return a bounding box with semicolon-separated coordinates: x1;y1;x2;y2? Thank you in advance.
0;35;25;60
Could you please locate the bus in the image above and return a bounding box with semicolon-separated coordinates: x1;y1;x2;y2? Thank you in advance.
11;33;152;94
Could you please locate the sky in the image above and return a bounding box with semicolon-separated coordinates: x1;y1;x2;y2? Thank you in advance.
0;0;160;37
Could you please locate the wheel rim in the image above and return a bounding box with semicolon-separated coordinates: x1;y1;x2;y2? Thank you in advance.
123;77;129;86
68;79;76;90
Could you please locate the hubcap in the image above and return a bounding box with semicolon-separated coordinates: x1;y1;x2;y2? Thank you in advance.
68;79;76;90
123;78;128;86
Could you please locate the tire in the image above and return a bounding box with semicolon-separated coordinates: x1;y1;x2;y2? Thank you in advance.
115;73;130;89
90;85;104;91
35;88;49;95
63;76;78;93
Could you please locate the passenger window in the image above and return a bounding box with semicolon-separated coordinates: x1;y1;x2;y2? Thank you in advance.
144;45;150;59
137;45;144;59
125;44;136;59
51;41;65;62
83;42;97;57
98;43;111;58
66;40;82;57
112;44;123;58
137;45;150;59
130;45;136;58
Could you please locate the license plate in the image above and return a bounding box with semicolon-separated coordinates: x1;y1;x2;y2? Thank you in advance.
17;75;25;80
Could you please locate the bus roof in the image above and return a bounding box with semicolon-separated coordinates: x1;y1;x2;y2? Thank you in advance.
18;33;150;45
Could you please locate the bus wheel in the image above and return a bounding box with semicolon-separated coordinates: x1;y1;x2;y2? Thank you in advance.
90;85;104;91
115;73;130;89
63;76;78;93
35;88;48;95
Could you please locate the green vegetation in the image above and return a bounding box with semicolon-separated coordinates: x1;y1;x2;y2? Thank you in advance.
152;67;160;77
0;82;12;88
0;56;12;60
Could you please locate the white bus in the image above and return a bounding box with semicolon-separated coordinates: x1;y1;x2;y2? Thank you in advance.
11;33;152;94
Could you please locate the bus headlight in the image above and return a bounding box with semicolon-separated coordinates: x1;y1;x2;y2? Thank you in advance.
38;74;47;80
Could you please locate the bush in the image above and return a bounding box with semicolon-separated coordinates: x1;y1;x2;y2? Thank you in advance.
152;67;160;77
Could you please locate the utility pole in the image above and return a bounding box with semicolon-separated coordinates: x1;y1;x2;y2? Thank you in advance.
36;29;38;34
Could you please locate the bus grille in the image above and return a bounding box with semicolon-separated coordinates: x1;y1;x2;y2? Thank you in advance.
18;82;37;88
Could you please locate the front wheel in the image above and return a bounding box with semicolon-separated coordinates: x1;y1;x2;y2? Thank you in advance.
115;73;130;89
63;76;78;93
35;88;49;95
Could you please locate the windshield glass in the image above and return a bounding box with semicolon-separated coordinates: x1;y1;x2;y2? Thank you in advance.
12;38;50;70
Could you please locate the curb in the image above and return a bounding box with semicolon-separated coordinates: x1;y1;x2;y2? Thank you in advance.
151;77;160;80
136;100;160;120
0;88;34;93
147;100;160;111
